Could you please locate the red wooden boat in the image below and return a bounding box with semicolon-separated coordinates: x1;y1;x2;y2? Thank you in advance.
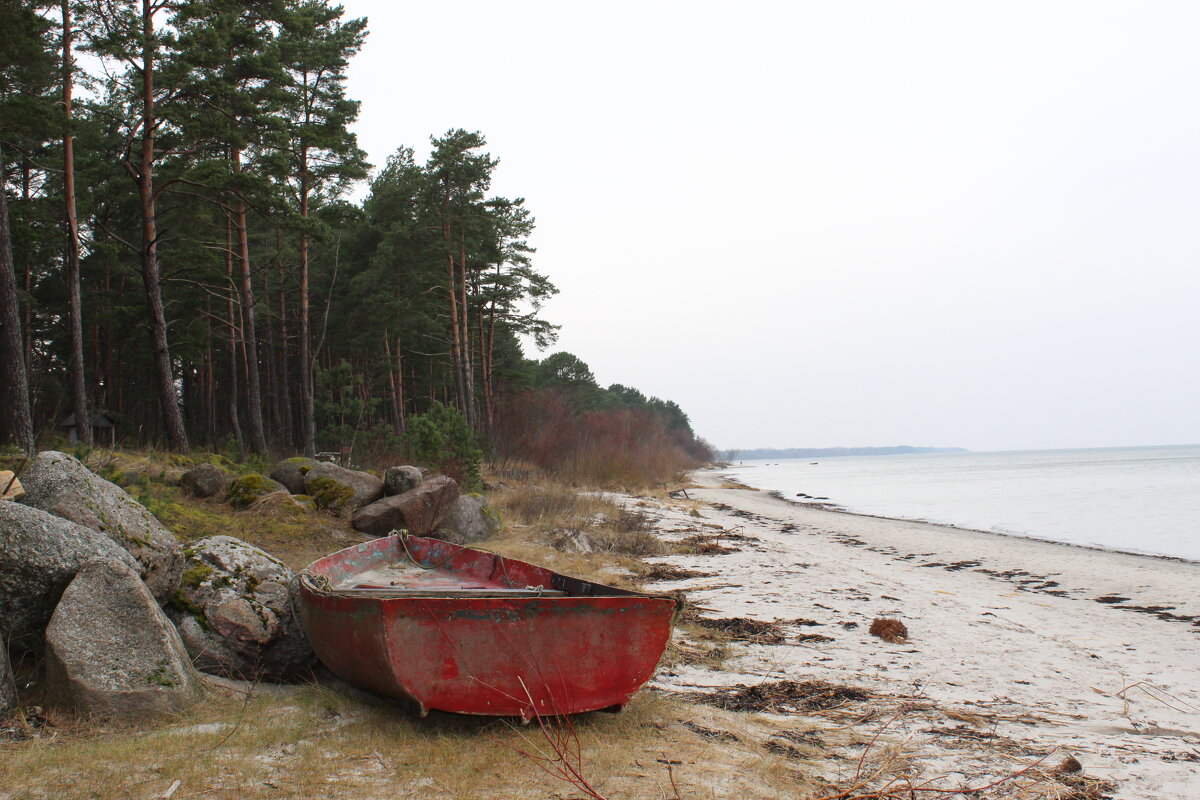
297;533;681;718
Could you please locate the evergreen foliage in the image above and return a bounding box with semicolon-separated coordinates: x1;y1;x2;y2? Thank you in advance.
403;402;482;490
0;1;712;480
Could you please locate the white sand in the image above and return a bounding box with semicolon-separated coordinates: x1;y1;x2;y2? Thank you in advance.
642;469;1200;798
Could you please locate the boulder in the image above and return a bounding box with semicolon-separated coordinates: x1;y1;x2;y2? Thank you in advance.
351;475;459;536
43;558;200;719
268;457;319;495
0;501;142;647
225;474;288;508
179;464;227;498
302;463;383;512
18;451;182;600
383;465;423;497
0;470;24;501
168;536;313;680
1;641;15;716
433;494;502;545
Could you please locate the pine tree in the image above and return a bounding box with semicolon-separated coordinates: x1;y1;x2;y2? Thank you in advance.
0;2;57;454
87;0;189;451
275;0;367;456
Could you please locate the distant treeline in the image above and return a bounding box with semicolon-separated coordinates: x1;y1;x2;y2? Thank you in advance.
723;446;968;460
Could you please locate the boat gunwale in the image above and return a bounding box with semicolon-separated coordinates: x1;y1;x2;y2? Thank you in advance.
299;533;685;609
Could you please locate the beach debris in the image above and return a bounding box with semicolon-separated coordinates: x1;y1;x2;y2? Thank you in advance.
679;535;738;555
643;564;715;582
1045;756;1118;800
869;617;909;643
1054;755;1083;775
694;616;788;644
677;679;873;714
681;721;739;742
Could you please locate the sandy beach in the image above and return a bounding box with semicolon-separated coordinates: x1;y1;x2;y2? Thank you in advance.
642;468;1200;798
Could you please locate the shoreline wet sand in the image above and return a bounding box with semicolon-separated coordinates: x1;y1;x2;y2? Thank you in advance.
643;468;1200;798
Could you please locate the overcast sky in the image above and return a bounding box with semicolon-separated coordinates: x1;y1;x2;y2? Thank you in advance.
338;0;1200;452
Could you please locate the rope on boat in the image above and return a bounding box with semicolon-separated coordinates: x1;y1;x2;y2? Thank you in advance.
391;529;530;591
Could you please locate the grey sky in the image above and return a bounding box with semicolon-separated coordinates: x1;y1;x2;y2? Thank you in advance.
338;0;1200;452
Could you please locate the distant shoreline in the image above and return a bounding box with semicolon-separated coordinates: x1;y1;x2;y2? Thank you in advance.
707;465;1200;566
729;446;967;460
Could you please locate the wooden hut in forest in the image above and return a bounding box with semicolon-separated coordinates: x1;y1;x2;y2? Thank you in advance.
60;413;116;446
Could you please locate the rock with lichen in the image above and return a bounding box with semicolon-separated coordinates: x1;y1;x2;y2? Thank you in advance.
167;536;313;680
18;451;183;601
225;474;288;509
44;558;200;719
302;463;383;512
382;465;423;496
268;458;319;494
0;501;142;648
433;494;502;545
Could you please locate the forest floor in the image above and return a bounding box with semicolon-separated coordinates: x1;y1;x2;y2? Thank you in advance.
4;454;1191;798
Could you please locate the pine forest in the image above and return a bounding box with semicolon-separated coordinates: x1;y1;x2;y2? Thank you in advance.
0;0;712;485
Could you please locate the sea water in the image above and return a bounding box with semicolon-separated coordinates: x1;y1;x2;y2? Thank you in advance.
723;445;1200;562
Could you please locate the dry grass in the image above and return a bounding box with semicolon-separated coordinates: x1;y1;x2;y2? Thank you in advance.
0;684;838;800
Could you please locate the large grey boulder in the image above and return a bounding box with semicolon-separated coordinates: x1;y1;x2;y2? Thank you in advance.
302;463;383;511
351;475;459;536
268;458;319;495
43;559;200;719
1;641;15;715
19;451;182;600
168;536;313;681
383;465;423;497
0;501;142;647
179;464;227;499
433;494;502;545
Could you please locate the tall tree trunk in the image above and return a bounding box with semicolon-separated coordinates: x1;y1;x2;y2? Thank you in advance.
0;148;36;455
457;233;477;429
298;144;317;456
62;0;91;446
20;164;31;379
262;261;280;442
137;0;188;452
276;260;292;449
224;217;245;458
442;208;467;419
232;146;267;454
482;289;497;438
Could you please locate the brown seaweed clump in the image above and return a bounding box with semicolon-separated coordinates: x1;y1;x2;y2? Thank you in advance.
679;679;872;714
869;617;909;643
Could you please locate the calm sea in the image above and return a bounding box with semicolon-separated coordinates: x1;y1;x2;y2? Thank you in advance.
724;445;1200;562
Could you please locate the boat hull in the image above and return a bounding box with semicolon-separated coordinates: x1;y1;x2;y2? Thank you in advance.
298;536;679;717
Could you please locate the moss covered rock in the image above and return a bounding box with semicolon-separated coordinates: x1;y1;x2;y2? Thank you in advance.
305;477;354;512
302;463;383;511
268;458;318;495
226;474;287;509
